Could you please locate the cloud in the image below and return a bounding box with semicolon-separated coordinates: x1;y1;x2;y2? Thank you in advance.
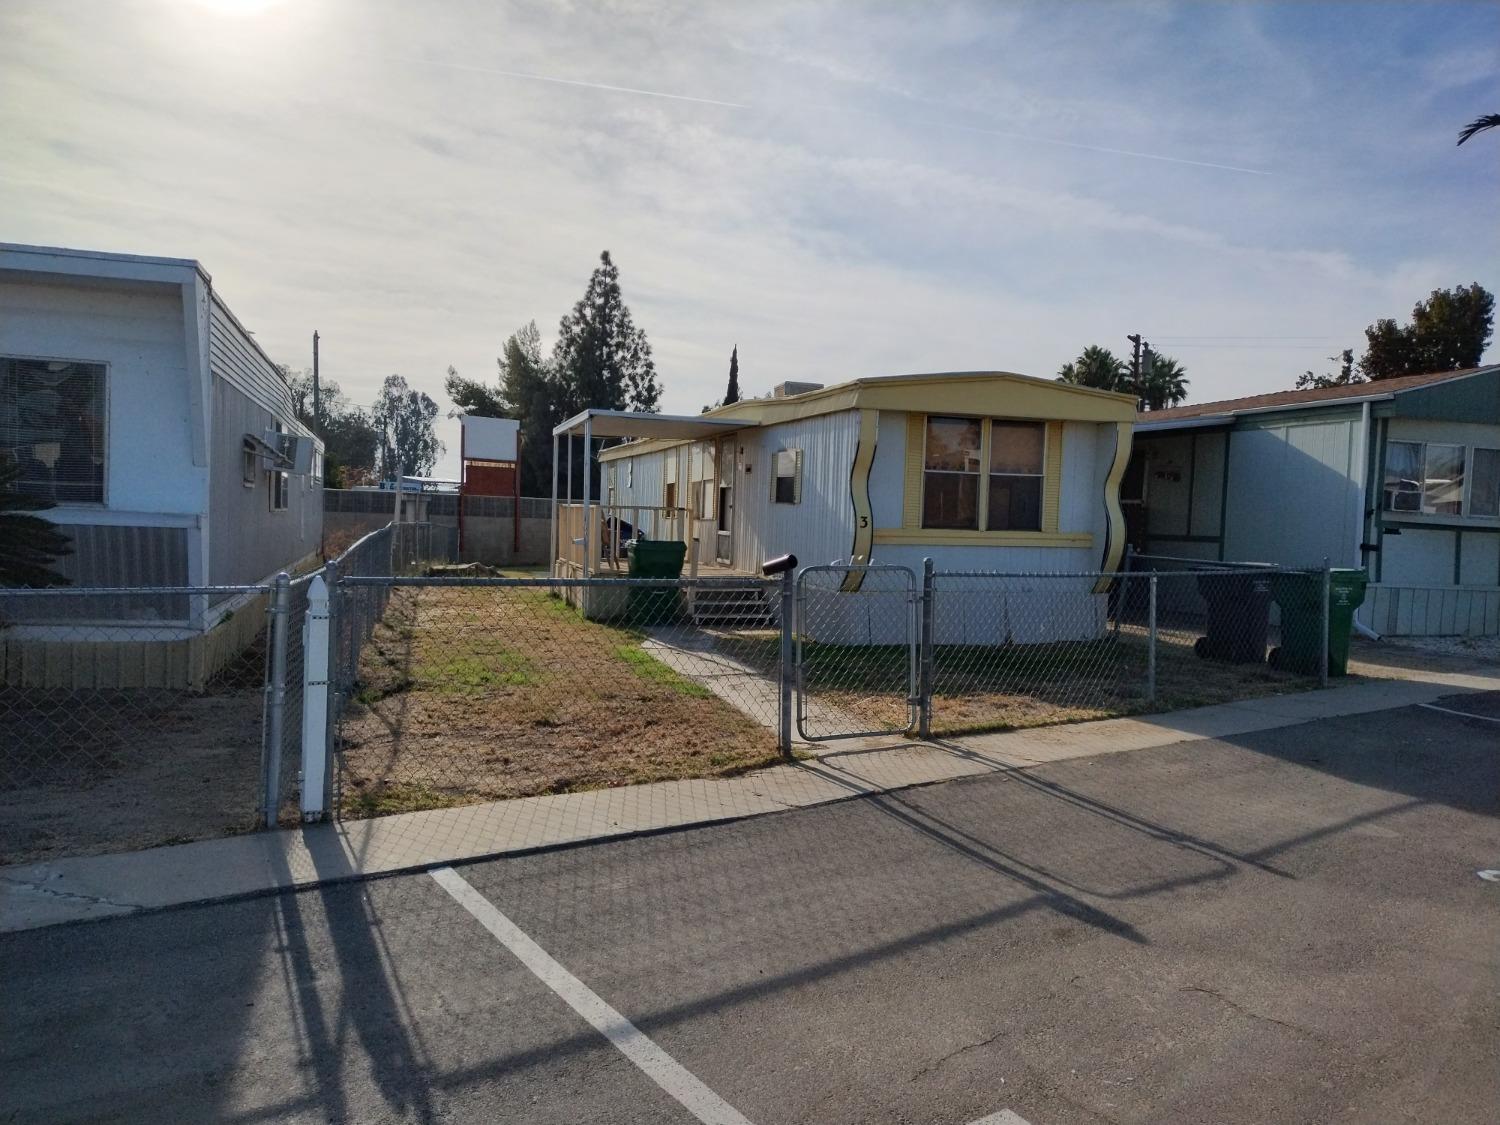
2;0;1495;478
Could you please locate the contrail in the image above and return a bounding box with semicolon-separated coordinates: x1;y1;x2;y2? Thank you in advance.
382;55;749;110
382;55;1269;175
920;118;1272;176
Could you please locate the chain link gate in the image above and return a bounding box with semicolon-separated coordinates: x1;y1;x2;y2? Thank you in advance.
795;564;918;740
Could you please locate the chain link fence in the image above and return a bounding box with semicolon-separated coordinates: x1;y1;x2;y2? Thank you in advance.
796;565;917;740
0;522;457;863
328;575;784;820
922;564;1328;738
2;529;1338;858
0;585;273;864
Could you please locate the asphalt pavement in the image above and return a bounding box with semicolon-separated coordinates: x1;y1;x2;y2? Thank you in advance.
3;692;1497;1124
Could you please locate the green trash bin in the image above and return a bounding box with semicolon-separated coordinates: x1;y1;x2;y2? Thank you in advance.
627;538;688;624
1268;569;1369;677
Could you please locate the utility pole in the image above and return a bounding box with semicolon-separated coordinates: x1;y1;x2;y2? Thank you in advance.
312;330;321;434
1127;333;1143;409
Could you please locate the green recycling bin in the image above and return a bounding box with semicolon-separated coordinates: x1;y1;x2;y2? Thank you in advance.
627;537;688;624
1268;569;1369;677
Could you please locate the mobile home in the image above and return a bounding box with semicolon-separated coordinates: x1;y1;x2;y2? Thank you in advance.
1129;365;1500;636
552;371;1138;641
1;243;323;682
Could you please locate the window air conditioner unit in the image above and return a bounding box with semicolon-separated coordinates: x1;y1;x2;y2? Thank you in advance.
259;429;316;475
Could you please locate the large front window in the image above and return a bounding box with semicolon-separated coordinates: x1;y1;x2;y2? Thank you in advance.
922;416;1045;532
1;357;106;503
1384;441;1465;516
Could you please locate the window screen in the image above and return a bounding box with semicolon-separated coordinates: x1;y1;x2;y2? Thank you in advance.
922;416;981;529
1;357;106;503
268;423;289;511
987;420;1044;531
1383;441;1422;513
773;449;801;504
1471;448;1500;518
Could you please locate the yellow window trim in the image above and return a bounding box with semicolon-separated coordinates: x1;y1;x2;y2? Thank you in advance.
902;414;924;528
903;413;1062;534
872;528;1094;548
1042;420;1063;533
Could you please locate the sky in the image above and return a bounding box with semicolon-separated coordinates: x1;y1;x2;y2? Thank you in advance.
3;0;1497;478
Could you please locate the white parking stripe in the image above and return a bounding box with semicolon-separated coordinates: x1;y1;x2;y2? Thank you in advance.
969;1111;1033;1125
430;866;754;1125
1417;702;1500;724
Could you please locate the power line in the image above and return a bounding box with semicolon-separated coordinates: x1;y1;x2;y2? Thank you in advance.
1148;335;1339;341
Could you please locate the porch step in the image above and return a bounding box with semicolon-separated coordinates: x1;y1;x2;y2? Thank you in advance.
689;587;778;628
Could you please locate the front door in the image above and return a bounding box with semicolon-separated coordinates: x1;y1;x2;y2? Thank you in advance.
716;438;734;564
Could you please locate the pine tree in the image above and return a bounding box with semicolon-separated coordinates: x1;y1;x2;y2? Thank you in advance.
552;251;661;416
0;463;73;587
725;345;741;405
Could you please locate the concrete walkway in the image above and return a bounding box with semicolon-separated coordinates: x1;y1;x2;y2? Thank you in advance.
640;626;874;737
3;666;1497;934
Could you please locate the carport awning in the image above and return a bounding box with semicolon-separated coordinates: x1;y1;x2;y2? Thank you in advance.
552;409;751;440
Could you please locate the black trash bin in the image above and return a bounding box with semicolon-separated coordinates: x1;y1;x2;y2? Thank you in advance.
1193;571;1273;664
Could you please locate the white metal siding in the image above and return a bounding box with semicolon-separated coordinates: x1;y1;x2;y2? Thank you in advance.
1380;527;1457;587
0;277;204;517
209;379;322;584
1223;419;1361;567
735;410;860;571
1366;584;1500;636
1060;421;1104;540
207;292;313;440
1460;534;1500;587
868;410;907;528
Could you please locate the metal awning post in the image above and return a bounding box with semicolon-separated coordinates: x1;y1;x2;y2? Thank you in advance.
582;416;593;579
550;431;559;575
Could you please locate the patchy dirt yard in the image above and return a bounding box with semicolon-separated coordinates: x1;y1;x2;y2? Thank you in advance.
337;586;780;817
729;626;1329;739
0;668;266;866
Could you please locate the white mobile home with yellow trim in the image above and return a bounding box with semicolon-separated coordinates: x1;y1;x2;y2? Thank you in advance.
554;372;1136;639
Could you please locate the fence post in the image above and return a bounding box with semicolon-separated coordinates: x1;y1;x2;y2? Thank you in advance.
322;559;341;817
1114;544;1133;637
778;567;795;757
261;571;292;828
918;557;935;739
1147;573;1158;705
1319;559;1331;688
299;574;331;822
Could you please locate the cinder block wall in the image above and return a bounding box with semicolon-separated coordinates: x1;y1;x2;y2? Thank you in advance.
322;491;552;568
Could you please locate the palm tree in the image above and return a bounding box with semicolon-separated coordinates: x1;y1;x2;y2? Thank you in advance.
1057;345;1130;393
1141;355;1190;411
1457;114;1500;146
0;463;73;587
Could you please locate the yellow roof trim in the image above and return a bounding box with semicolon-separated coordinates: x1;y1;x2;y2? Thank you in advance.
599;371;1136;461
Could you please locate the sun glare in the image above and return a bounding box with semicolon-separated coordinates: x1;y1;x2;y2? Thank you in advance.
189;0;287;16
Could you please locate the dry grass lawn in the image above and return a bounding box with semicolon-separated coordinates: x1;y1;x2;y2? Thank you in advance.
337;586;779;817
725;627;1333;739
